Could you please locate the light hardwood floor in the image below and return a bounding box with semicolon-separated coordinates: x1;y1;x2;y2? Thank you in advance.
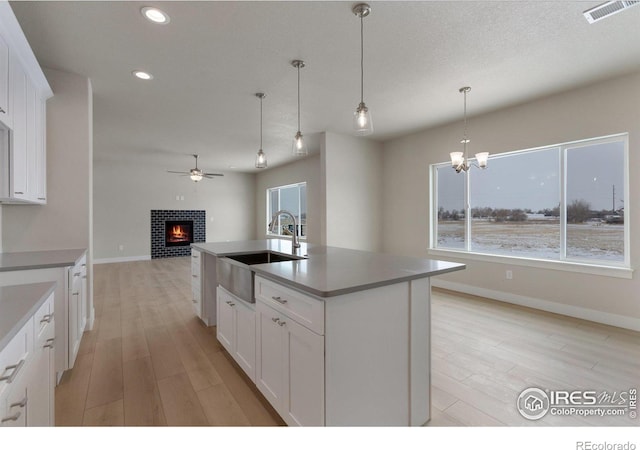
56;257;640;427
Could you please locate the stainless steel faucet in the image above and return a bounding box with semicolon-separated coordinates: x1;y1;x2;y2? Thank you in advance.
269;210;300;249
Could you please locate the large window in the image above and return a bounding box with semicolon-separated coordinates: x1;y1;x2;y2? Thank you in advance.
267;182;307;239
432;134;628;268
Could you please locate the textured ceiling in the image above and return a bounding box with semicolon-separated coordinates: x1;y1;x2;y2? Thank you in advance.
10;1;640;173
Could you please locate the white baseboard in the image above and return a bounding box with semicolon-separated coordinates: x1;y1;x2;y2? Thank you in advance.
93;255;151;264
432;279;640;332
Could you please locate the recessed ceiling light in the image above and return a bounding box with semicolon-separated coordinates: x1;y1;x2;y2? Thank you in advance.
132;70;153;80
141;6;170;24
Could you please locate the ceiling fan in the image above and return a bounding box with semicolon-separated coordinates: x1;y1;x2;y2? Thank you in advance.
167;154;224;182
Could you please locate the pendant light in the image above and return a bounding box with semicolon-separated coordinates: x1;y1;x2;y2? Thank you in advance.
353;3;373;136
291;60;308;156
450;86;489;173
255;93;267;169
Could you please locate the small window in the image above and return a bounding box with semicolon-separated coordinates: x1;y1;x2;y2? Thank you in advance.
267;182;307;239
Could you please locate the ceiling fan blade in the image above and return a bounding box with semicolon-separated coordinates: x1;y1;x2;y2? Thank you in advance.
203;173;224;177
167;170;190;174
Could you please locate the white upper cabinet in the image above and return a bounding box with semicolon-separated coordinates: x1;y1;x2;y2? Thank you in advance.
0;3;52;204
8;56;27;200
0;34;10;128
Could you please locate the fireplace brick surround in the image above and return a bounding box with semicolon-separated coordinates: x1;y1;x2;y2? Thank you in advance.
151;210;205;258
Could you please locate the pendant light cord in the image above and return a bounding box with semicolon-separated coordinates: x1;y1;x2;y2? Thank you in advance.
360;15;364;104
297;65;301;132
463;90;468;159
260;96;263;150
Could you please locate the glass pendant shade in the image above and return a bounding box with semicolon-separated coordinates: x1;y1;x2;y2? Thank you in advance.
255;93;267;169
291;60;308;156
475;152;489;168
292;131;307;156
190;172;203;182
450;152;464;168
353;102;373;135
255;148;267;169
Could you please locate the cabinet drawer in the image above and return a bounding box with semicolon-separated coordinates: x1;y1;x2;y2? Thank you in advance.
191;251;201;268
33;293;54;342
0;320;32;397
255;276;324;335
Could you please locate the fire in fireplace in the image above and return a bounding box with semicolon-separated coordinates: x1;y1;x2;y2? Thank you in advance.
165;220;194;247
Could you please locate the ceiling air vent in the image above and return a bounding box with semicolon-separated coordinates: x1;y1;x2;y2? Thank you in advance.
583;1;640;23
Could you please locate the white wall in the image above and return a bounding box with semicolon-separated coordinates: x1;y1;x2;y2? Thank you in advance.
322;132;383;251
93;159;256;261
2;67;94;322
3;68;92;254
382;71;640;326
255;153;322;244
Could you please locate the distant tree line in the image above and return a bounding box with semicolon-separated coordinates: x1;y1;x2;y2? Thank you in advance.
438;200;623;224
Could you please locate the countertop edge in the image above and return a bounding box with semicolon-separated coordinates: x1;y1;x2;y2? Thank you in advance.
253;264;466;298
0;282;57;353
0;249;87;272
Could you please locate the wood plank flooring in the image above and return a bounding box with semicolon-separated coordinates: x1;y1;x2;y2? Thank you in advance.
429;289;640;427
55;257;640;427
55;257;283;426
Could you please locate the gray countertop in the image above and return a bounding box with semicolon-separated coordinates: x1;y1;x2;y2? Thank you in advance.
0;249;87;272
0;282;57;352
192;240;465;298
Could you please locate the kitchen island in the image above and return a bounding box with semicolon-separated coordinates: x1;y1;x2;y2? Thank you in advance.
191;239;464;426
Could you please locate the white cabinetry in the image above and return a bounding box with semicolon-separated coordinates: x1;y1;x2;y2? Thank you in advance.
191;249;217;326
254;277;324;426
0;250;90;380
68;255;87;369
0;3;52;204
0;34;10;128
252;274;431;426
191;250;202;317
216;287;256;382
7;55;27;200
0;292;55;427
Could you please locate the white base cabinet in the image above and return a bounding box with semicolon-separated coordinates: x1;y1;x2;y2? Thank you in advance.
249;275;432;426
216;287;256;382
0;292;55;427
67;254;87;369
255;299;324;426
191;250;217;326
0;251;89;380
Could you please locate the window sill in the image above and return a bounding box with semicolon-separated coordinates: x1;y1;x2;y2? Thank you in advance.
427;248;633;280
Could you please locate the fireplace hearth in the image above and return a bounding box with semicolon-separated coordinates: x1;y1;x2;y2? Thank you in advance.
151;210;205;258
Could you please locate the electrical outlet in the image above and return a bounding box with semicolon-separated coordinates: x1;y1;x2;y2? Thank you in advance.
118;244;124;251
506;270;513;280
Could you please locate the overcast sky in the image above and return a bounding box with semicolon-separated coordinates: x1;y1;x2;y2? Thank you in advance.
437;140;624;212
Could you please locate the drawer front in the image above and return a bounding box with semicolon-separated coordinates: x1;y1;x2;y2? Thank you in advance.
33;293;54;342
255;276;324;335
191;251;201;271
0;320;32;397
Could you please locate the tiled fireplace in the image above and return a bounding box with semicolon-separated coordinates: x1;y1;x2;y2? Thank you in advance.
151;210;205;258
